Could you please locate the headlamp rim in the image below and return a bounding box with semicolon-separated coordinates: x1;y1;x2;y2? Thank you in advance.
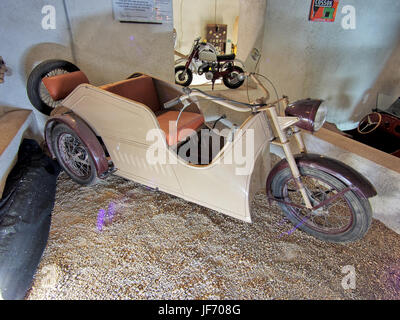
285;98;324;132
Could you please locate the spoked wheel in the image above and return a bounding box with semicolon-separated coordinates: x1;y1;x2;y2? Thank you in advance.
51;123;98;185
357;112;382;134
27;60;80;115
271;166;372;243
222;65;244;89
175;65;193;86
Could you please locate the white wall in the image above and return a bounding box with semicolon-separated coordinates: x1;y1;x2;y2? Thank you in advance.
0;0;71;135
0;0;174;136
2;0;399;133
64;0;174;85
236;0;267;63
173;0;239;55
259;0;400;130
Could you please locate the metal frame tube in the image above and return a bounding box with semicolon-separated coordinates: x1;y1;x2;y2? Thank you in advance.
266;106;313;209
249;73;270;102
293;127;307;153
186;73;313;209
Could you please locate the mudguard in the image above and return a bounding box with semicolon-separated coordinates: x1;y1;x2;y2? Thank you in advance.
45;112;109;178
266;153;377;199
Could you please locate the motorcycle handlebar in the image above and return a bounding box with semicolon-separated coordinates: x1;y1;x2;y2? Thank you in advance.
163;96;181;109
164;78;271;114
164;92;251;113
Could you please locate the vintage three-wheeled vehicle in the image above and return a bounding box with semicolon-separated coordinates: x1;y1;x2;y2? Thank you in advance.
26;59;376;243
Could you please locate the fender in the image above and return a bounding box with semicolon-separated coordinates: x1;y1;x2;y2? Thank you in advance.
45;112;109;178
266;153;377;199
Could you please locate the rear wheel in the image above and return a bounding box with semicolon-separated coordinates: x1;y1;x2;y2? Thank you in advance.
270;166;372;243
222;66;244;89
27;60;80;115
175;65;193;87
51;123;98;185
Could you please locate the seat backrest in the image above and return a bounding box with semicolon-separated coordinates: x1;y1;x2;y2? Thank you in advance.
100;75;161;113
42;71;89;101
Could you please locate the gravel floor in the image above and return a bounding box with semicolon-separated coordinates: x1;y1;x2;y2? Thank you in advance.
26;168;400;300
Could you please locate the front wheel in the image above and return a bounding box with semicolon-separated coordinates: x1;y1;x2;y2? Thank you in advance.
175;65;193;86
270;166;372;243
222;66;244;89
51;123;98;185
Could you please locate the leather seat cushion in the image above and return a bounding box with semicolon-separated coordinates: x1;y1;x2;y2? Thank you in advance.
217;53;235;61
42;71;89;101
100;76;161;113
157;111;204;146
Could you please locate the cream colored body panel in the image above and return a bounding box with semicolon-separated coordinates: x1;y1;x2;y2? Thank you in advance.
169;113;271;222
62;84;272;222
63;84;182;193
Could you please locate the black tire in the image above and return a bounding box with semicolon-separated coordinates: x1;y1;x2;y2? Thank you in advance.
222;66;244;89
270;165;372;243
27;59;80;115
51;123;98;185
175;65;193;87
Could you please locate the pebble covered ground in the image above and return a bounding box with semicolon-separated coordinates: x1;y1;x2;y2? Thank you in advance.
26;168;400;300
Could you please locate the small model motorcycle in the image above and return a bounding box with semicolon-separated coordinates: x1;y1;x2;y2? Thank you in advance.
26;59;377;243
175;37;245;89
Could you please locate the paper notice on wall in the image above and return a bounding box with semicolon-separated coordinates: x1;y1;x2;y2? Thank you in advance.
112;0;172;23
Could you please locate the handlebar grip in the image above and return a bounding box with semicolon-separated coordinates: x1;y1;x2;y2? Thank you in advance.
164;96;181;109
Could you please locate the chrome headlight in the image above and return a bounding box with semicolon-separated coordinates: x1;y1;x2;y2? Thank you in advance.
285;99;327;132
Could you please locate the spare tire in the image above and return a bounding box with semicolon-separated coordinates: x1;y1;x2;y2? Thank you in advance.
27;60;80;116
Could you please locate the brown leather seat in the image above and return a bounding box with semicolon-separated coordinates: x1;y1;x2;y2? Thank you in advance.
47;73;204;146
100;76;161;113
42;71;89;101
157;111;204;146
101;75;204;146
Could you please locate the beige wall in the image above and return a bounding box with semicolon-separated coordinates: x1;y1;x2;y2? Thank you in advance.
236;0;267;64
0;0;174;136
259;0;400;130
173;0;239;55
3;0;399;133
65;0;174;86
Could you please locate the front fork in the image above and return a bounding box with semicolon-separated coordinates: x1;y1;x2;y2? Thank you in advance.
248;73;312;209
266;100;313;209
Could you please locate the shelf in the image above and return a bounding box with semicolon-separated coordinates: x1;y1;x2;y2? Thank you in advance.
311;125;400;174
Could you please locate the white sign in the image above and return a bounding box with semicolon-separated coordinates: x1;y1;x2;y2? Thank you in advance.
112;0;172;23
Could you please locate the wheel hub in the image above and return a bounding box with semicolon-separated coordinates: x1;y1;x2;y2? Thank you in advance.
58;133;91;178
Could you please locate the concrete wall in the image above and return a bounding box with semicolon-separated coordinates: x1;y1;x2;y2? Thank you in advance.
2;0;399;131
236;0;267;66
173;0;239;55
0;0;174;136
259;0;400;130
